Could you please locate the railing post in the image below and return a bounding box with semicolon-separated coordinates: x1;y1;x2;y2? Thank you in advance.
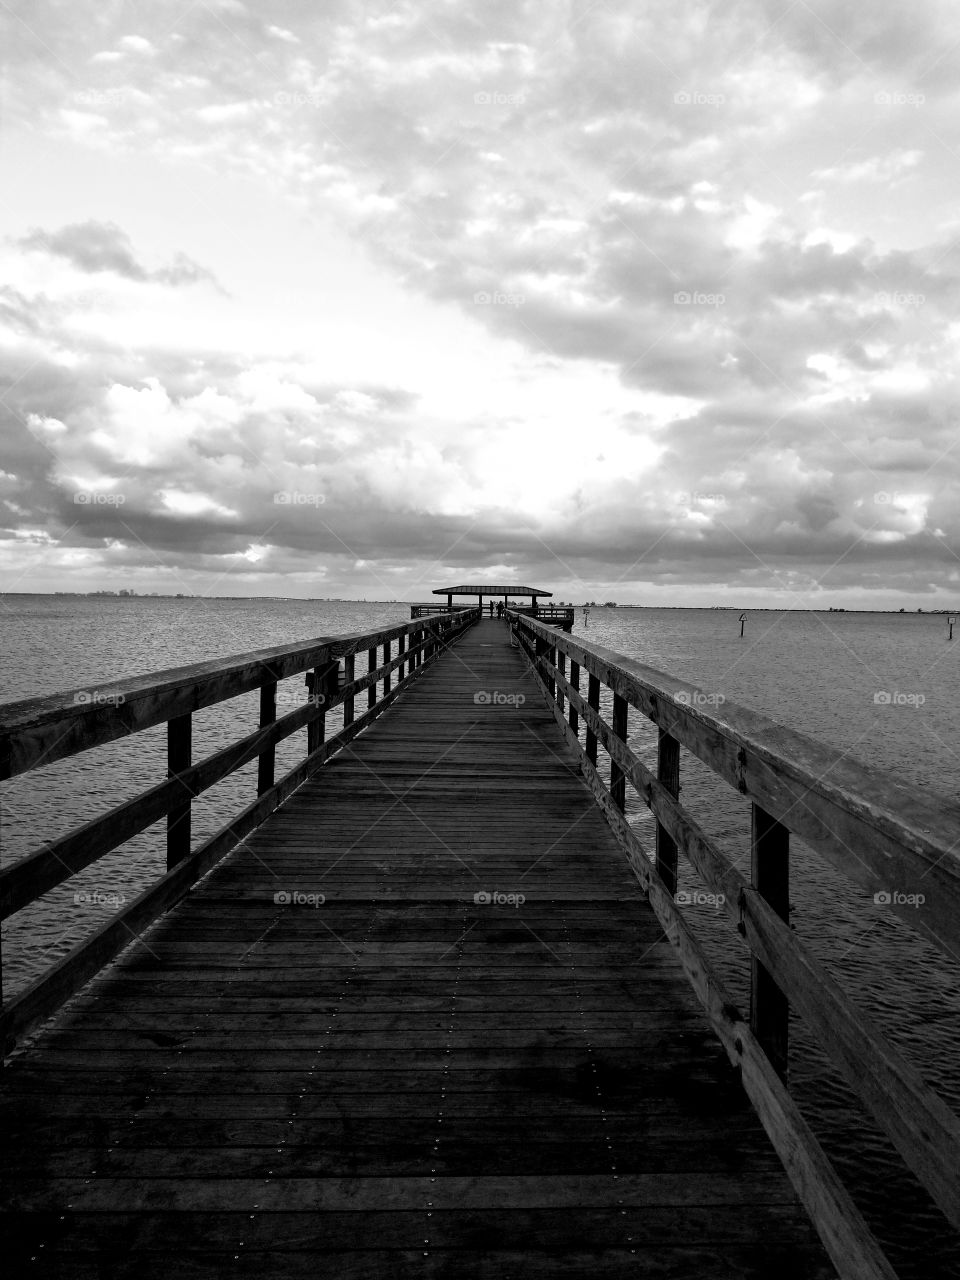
367;644;377;709
343;653;355;726
383;638;392;695
257;680;277;795
397;632;407;682
585;674;600;766
656;730;680;896
750;803;790;1080
569;660;580;735
610;694;628;811
556;651;566;714
306;670;323;755
534;635;555;699
167;712;192;868
306;659;336;755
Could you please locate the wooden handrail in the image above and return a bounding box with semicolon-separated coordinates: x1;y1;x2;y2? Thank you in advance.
0;608;479;1051
509;609;960;1280
509;612;960;960
555;662;960;1226
0;615;475;782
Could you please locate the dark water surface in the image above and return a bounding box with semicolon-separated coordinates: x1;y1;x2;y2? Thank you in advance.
2;596;958;1277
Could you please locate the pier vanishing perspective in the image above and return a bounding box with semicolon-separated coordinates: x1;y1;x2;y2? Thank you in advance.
1;603;959;1278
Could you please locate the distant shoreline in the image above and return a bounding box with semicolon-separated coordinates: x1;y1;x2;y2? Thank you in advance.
1;592;955;615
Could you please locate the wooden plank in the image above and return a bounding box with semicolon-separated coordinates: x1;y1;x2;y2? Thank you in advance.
0;1244;838;1280
5;1136;791;1178
0;1205;834;1250
0;1171;823;1213
0;1247;837;1280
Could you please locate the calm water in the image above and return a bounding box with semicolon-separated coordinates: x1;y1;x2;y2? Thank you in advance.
1;596;958;1277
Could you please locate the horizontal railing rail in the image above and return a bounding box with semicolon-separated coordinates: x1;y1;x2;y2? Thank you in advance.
0;608;480;1052
510;609;960;1280
410;603;574;622
410;603;459;617
514;605;574;621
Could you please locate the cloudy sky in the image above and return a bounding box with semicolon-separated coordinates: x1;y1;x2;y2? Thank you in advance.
2;0;959;605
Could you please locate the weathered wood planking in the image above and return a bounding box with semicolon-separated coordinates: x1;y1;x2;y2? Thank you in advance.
0;620;836;1279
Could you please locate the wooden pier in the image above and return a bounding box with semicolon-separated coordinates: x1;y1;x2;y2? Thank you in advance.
1;607;959;1278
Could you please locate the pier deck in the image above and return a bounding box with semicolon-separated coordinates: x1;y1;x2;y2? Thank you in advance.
1;620;835;1277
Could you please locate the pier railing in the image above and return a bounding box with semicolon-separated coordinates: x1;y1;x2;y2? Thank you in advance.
511;609;960;1280
0;608;479;1052
411;602;575;629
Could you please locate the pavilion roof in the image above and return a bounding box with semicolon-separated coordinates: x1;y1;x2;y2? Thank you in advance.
431;584;553;597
